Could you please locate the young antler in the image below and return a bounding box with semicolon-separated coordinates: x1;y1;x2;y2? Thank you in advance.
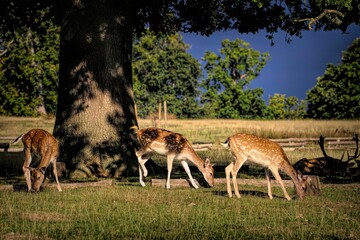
318;135;329;158
347;134;359;161
347;134;360;171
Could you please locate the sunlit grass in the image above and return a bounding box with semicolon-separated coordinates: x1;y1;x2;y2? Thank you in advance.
1;184;359;239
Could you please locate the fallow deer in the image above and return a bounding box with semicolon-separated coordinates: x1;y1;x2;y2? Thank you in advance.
293;135;357;176
221;133;306;200
131;126;215;189
12;129;62;192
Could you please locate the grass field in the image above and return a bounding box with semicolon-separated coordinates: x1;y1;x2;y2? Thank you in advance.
1;117;360;239
1;183;360;239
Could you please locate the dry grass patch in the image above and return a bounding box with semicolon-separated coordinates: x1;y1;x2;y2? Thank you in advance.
1;232;54;240
1;117;359;141
138;119;360;142
21;212;71;222
0;116;55;137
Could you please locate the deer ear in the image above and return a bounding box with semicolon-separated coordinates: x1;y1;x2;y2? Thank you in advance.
40;167;46;175
297;171;305;180
220;141;229;148
205;158;211;167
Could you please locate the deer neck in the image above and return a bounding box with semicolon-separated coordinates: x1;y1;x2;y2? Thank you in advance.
282;164;304;195
182;146;205;172
282;163;298;182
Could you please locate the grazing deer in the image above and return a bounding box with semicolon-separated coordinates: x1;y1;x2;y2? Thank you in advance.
293;135;357;176
131;126;215;189
12;129;62;192
221;133;306;200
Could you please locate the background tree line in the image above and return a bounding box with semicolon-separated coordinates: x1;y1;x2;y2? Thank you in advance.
0;5;359;119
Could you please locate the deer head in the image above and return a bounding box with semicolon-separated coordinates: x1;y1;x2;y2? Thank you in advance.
202;158;215;187
27;167;47;192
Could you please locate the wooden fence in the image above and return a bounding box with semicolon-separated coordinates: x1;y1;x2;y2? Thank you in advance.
192;136;357;152
0;136;357;152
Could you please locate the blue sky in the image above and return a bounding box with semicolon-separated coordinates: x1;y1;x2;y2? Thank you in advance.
182;25;360;102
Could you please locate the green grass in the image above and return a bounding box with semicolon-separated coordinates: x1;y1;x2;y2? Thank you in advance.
1;184;360;240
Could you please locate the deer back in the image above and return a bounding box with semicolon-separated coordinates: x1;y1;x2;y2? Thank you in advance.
23;129;59;166
137;128;189;154
228;133;291;168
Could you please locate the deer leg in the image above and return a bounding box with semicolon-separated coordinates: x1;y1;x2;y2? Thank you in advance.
231;157;246;199
42;165;51;188
181;160;199;189
52;160;62;192
264;168;273;199
225;162;234;198
136;151;148;187
136;151;149;177
139;159;149;177
139;154;150;177
139;165;146;187
270;167;291;200
22;148;32;192
166;154;175;189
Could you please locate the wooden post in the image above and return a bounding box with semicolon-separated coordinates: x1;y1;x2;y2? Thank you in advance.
154;102;162;128
134;104;138;123
158;102;162;123
164;101;167;129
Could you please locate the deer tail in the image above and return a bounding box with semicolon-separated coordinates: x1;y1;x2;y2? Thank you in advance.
220;138;230;149
12;134;25;145
130;125;139;133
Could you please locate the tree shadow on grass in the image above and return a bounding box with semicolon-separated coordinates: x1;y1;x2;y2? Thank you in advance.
212;189;288;200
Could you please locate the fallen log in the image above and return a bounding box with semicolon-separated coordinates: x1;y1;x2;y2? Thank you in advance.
192;143;213;151
151;178;295;188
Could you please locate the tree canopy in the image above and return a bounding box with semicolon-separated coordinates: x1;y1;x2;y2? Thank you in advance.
201;38;269;119
268;93;307;119
1;0;359;42
0;2;59;116
133;30;201;119
306;37;360;119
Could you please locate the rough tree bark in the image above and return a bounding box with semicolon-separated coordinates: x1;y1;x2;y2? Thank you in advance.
54;0;138;178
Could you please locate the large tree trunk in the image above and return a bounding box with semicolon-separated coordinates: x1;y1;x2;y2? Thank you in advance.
54;1;138;178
